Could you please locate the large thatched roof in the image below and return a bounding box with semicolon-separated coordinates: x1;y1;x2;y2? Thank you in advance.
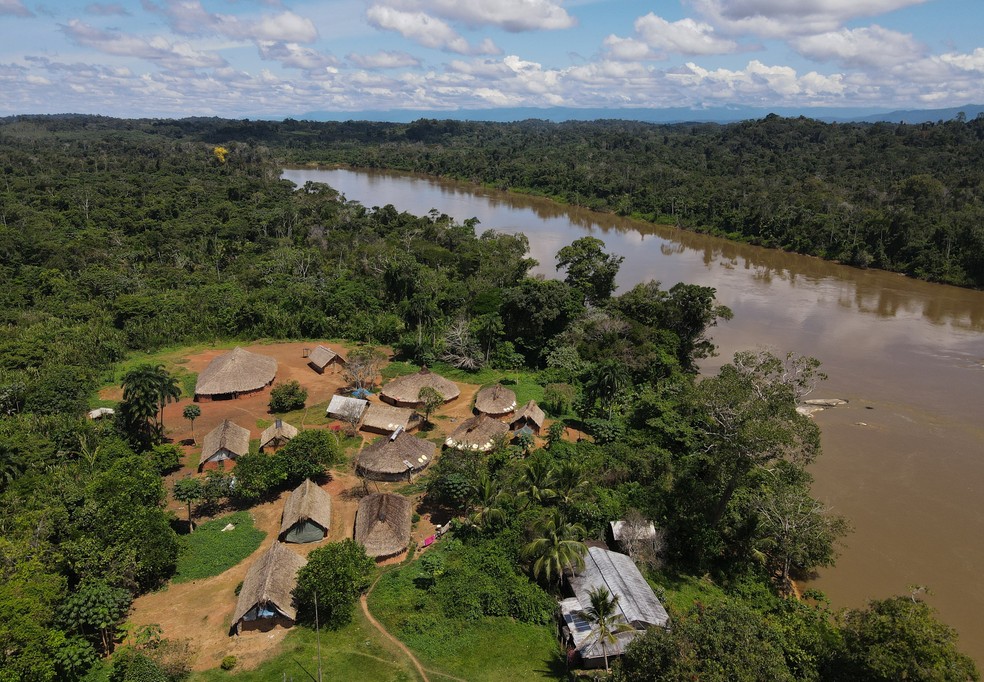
195;347;277;397
260;419;298;450
474;384;518;416
280;479;332;539
511;400;545;430
327;395;368;422
200;420;251;466
380;367;460;406
361;403;414;434
232;542;307;625
308;345;344;369
355;493;412;558
357;432;436;479
444;414;509;451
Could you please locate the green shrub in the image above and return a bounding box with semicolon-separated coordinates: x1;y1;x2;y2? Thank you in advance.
268;380;307;413
220;656;236;671
146;443;182;474
293;539;375;630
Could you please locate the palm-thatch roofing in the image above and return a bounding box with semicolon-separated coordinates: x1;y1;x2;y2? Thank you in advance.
355;493;412;559
327;394;369;423
260;419;298;451
357;432;436;480
361;403;414;434
474;384;518;416
559;547;669;665
199;420;251;467
510;400;545;431
279;479;332;542
444;414;509;451
232;542;307;628
380;367;460;407
195;346;277;397
308;345;344;370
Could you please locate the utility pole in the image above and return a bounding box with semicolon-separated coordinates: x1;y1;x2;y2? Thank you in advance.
315;590;323;682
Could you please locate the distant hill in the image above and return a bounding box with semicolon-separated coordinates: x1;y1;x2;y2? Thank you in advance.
298;104;984;125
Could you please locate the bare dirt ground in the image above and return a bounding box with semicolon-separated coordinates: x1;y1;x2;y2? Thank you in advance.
124;343;526;672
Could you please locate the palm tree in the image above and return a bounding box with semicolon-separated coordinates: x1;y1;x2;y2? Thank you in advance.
121;364;181;443
585;359;628;420
554;461;588;508
466;473;510;530
522;509;586;588
515;457;557;507
577;586;634;672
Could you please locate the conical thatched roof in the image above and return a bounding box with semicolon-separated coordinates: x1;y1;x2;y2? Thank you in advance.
474;384;517;416
444;414;509;452
260;419;298;450
380;367;460;406
279;479;332;540
195;347;277;397
308;345;344;369
357;432;436;480
355;493;412;559
511;400;545;430
200;420;251;466
232;542;307;625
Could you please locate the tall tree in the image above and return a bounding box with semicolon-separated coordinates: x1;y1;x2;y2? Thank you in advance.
555;236;624;306
577;586;634;672
522;509;587;588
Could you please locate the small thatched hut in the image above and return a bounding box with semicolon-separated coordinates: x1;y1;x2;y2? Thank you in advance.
380;367;460;408
355;492;412;560
361;403;416;435
444;414;509;452
357;432;436;481
259;419;298;452
326;394;369;424
199;420;250;471
279;479;332;543
474;384;518;417
510;400;546;436
195;347;277;401
307;345;345;374
231;542;307;634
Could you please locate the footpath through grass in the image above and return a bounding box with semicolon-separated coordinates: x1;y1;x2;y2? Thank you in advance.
173;512;266;584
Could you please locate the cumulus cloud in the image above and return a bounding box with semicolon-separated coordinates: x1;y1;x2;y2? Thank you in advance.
150;0;318;42
367;5;499;55
0;0;32;17
692;0;928;38
940;47;984;72
793;25;922;68
84;3;130;15
256;41;338;70
415;0;574;32
61;19;227;70
347;50;421;69
606;13;739;60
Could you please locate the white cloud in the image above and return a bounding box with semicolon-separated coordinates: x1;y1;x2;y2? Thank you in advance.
61;19;227;70
256;41;338;69
153;0;318;43
635;14;739;55
366;5;500;55
0;0;32;17
940;47;984;73
692;0;928;38
417;0;574;32
347;50;421;69
793;25;922;68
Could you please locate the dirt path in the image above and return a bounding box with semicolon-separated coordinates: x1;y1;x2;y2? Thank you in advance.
360;575;430;682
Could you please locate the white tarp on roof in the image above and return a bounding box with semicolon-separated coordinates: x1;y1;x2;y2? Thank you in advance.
326;394;368;422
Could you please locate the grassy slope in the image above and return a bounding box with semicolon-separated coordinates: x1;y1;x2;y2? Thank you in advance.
173;512;266;584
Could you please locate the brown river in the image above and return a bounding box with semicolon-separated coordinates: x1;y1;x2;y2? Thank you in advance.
282;167;984;663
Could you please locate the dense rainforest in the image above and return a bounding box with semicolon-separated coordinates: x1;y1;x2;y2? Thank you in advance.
0;115;978;681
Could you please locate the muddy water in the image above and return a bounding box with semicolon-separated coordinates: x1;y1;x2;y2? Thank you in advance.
282;167;984;663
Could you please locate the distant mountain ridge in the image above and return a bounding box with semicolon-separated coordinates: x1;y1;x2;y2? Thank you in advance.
299;103;984;125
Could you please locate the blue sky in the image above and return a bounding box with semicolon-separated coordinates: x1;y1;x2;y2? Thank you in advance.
0;0;981;118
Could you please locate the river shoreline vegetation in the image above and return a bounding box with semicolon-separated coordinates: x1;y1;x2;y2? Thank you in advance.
0;115;978;680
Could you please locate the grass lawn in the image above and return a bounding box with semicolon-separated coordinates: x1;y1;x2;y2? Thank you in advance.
368;565;564;682
173;512;266;584
189;609;424;682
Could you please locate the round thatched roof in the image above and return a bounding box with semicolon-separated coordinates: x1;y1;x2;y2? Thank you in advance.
474;384;517;416
355;493;412;558
357;432;436;479
195;347;277;397
380;367;460;406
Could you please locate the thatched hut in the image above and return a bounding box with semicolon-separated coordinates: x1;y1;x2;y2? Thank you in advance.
199;420;250;471
307;345;345;374
279;479;332;543
380;367;460;408
194;347;277;401
444;414;509;452
361;403;416;435
231;542;307;634
474;384;518;417
357;432;436;481
259;419;298;453
510;400;546;436
559;547;669;668
355;493;412;560
326;395;369;424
